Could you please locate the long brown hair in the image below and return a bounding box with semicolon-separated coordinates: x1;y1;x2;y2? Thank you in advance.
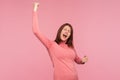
54;23;74;48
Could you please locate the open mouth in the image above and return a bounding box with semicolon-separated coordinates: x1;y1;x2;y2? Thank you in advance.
63;34;67;38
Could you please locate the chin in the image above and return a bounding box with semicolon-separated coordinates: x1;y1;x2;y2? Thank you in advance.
61;38;68;42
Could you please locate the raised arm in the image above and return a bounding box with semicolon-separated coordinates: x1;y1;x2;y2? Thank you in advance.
32;2;52;48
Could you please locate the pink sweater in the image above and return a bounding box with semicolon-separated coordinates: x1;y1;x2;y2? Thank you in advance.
33;11;82;80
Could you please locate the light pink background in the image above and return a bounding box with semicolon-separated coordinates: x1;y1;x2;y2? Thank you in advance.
0;0;120;80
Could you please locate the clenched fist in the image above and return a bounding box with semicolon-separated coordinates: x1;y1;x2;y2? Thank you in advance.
33;2;39;12
81;56;88;63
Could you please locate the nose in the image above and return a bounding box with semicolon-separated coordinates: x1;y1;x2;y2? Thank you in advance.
64;32;68;34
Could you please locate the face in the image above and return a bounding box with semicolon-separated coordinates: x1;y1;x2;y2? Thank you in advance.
60;25;71;42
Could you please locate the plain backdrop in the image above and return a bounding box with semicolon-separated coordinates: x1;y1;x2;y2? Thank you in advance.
0;0;120;80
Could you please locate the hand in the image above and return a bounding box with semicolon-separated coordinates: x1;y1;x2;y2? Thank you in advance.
81;56;88;63
33;2;39;12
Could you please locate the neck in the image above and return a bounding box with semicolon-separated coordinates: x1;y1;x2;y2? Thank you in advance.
60;40;67;44
59;41;68;48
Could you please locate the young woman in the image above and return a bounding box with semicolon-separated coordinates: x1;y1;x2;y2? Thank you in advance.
32;2;88;80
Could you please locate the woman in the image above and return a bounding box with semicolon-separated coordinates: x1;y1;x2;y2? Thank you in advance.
32;2;88;80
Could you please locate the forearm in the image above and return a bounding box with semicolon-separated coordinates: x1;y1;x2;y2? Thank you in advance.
75;56;85;64
32;11;40;34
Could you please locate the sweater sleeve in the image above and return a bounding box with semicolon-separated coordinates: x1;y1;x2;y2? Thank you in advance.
32;11;52;49
74;49;85;64
74;56;82;64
